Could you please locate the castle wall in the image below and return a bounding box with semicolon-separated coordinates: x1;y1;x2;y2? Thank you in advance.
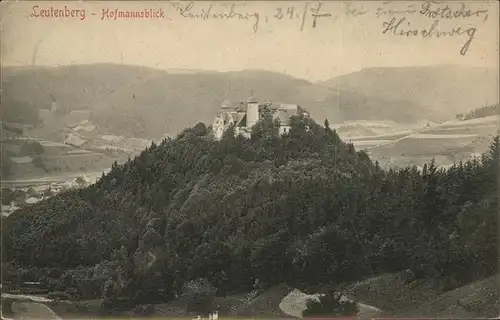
279;125;292;135
212;99;309;140
212;116;225;140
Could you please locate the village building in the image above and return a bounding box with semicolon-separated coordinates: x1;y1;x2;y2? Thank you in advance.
212;94;310;140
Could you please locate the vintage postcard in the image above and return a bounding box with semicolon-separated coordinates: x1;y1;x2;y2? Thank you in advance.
1;0;499;319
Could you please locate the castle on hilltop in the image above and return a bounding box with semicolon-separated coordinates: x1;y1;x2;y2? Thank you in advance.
212;93;310;140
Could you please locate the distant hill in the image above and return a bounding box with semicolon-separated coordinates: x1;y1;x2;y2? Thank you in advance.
321;65;499;122
3;64;439;138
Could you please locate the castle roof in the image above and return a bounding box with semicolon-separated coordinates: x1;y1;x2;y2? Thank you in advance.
233;113;246;127
221;100;232;109
216;99;308;128
275;110;292;126
280;103;299;110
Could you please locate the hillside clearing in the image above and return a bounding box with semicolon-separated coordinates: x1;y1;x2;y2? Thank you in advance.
11;301;61;320
231;285;293;318
342;272;443;315
412;274;500;318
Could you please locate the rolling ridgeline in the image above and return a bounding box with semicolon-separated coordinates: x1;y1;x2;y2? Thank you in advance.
1;115;498;314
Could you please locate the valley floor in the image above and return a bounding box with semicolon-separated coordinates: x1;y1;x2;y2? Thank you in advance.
1;169;109;188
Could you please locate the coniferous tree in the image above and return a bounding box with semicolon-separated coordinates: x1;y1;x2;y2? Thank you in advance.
1;115;498;310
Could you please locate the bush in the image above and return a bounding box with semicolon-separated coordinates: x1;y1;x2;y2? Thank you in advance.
191;122;208;137
75;176;86;187
27;187;40;198
1;297;32;316
132;304;155;316
102;296;138;313
42;187;54;197
185;292;216;317
1;297;16;316
47;291;72;301
2;188;14;205
302;291;359;318
33;156;47;171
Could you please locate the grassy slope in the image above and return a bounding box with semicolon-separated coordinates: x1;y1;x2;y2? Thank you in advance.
341;272;443;316
150;273;499;318
4;274;497;319
153;295;250;317
412;274;500;318
11;301;61;320
44;299;104;319
232;284;293;318
362;115;499;168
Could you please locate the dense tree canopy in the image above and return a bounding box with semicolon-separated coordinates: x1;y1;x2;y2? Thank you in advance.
1;114;498;312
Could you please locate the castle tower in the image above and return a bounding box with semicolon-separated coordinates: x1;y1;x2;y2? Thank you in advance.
246;91;259;128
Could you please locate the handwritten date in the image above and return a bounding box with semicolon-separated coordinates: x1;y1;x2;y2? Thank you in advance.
273;2;334;31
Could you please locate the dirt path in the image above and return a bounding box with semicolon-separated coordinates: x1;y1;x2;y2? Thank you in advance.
11;301;61;320
1;293;53;302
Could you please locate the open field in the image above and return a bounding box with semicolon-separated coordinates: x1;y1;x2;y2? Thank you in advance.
411;275;500;318
347;132;412;142
335;116;500;169
2;118;149;186
1;169;109;188
425;124;498;135
369;135;478;157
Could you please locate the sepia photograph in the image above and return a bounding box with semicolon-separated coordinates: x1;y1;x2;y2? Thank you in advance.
1;0;499;319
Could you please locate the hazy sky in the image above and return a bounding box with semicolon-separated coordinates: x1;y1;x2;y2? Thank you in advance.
1;0;498;81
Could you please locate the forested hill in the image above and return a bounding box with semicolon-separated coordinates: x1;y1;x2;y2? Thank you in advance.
2;115;498;312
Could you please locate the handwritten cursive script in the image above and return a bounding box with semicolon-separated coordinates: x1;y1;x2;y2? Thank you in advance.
170;1;260;32
382;17;476;55
379;1;490;56
419;1;489;21
169;0;489;56
376;2;418;18
344;2;369;17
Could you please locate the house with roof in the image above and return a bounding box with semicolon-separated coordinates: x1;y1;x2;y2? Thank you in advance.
212;94;310;140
